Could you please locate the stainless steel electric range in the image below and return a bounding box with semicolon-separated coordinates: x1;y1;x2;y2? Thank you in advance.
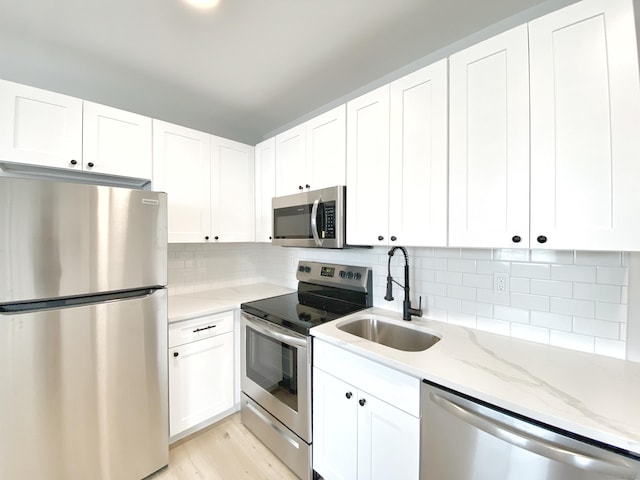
240;260;372;480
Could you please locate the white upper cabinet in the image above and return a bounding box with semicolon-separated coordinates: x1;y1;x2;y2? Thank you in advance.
210;136;255;242
0;80;152;181
346;85;391;246
275;105;346;196
254;137;276;243
275;124;306;196
83;101;152;180
0;79;83;170
152;120;211;243
448;25;530;248
305;105;346;191
529;0;640;251
389;59;448;247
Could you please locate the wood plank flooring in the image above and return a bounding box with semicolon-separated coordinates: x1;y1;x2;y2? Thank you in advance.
149;413;298;480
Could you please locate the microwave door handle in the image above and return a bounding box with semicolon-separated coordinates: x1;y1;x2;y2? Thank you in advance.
311;197;323;247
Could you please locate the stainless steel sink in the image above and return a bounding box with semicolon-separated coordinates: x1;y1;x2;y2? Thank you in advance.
337;317;441;352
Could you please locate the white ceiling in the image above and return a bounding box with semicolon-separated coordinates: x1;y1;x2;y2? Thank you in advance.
0;0;575;144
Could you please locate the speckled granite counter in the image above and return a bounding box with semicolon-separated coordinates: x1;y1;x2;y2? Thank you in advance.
168;283;293;323
311;307;640;456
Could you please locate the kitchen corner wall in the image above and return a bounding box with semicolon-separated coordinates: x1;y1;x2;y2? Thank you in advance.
169;243;631;360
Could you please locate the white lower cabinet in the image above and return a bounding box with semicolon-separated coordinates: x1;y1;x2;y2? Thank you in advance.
169;311;234;439
313;340;420;480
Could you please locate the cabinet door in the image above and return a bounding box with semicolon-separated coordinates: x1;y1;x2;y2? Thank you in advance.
0;79;82;169
169;333;234;437
275;124;306;196
306;104;346;190
313;368;358;480
357;391;420;480
449;25;530;248
389;60;448;247
529;0;640;250
346;85;390;246
210;136;255;242
152;120;211;243
254;137;276;242
82;101;152;180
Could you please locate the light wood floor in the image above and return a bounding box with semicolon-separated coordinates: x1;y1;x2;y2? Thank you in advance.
149;413;299;480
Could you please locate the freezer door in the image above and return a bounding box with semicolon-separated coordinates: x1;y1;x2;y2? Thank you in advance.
0;288;168;480
0;177;167;304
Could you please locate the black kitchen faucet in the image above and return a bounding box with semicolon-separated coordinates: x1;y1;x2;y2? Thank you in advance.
384;246;423;321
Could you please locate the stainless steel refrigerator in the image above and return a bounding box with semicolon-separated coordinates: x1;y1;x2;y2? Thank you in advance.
0;177;169;480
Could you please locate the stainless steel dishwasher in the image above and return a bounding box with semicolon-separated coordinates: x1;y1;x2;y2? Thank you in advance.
421;380;640;480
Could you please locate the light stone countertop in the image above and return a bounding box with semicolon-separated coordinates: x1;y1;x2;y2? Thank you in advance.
311;307;640;456
168;283;294;323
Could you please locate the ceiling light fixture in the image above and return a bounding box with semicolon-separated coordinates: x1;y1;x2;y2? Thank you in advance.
184;0;220;9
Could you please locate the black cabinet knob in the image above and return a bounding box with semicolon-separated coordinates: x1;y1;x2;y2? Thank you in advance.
205;236;210;240
70;159;77;166
298;185;303;190
214;236;219;240
537;235;548;244
305;184;310;189
512;235;521;243
268;236;272;240
390;236;397;242
345;392;352;399
87;162;94;168
359;398;366;407
173;352;179;357
377;236;384;241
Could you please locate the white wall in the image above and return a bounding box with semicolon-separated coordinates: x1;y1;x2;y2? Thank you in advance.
169;243;631;360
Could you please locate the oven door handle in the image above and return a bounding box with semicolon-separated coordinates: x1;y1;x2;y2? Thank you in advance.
311;197;324;247
243;315;308;349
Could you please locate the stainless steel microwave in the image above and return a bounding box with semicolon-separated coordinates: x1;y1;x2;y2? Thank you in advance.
272;186;346;248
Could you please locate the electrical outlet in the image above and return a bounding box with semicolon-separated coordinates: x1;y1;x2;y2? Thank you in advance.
494;273;509;293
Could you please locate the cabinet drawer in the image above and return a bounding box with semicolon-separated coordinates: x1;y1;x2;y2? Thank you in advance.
169;311;234;348
314;339;420;417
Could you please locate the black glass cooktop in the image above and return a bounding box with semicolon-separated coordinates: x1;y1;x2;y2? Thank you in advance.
241;283;370;336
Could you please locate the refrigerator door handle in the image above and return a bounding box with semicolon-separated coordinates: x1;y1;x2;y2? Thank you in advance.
430;392;636;479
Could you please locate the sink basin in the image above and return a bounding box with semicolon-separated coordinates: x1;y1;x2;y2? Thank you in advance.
337;317;441;352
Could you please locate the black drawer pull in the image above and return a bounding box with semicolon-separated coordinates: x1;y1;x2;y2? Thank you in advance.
193;325;217;333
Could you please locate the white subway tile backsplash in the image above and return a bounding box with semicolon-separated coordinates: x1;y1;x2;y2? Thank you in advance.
511;263;550;279
550;297;595;318
511;324;550;344
530;279;572;298
530;249;574;264
510;277;530;293
511;292;550;311
476;316;510;335
575;251;621;267
573;283;621;303
573;317;620;340
494;249;530;262
462;300;493;317
550;264;597;283
596;266;628;286
169;244;629;360
595;302;627;322
447;259;477;273
549;330;595;353
463;273;494;289
494;305;529;324
531;311;572;331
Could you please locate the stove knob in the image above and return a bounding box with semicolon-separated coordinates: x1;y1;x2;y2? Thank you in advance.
304;266;311;273
347;271;354;279
354;272;362;281
339;271;346;278
298;266;305;272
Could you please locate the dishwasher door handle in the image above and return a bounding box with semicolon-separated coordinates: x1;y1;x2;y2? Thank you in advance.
430;392;637;479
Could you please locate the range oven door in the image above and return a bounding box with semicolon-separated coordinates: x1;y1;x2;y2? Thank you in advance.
240;313;311;442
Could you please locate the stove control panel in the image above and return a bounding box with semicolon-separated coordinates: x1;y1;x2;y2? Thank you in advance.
296;260;371;293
